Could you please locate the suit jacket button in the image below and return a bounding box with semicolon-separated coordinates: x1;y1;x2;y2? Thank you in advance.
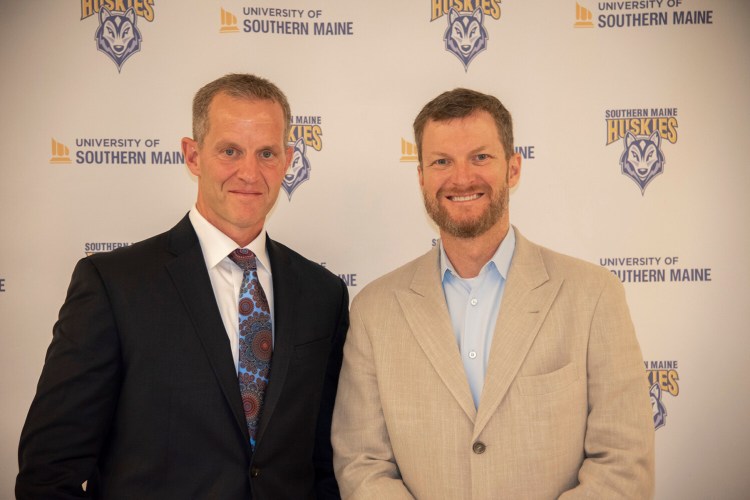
472;441;486;454
250;466;260;478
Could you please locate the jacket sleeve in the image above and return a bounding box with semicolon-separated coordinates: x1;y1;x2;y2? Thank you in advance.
16;258;122;499
331;296;415;500
559;275;655;500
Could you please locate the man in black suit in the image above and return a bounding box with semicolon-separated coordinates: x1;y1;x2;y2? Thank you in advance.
16;73;349;499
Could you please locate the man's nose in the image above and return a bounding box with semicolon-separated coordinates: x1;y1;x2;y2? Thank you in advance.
236;155;260;181
450;159;473;184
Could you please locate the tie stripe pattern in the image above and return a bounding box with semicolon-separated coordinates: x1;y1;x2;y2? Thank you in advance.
228;248;273;449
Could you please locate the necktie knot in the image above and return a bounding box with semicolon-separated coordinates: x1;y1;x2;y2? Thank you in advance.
229;248;257;273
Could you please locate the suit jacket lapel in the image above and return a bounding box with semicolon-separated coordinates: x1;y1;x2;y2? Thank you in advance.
164;216;250;444
473;229;562;438
254;237;298;448
395;248;477;422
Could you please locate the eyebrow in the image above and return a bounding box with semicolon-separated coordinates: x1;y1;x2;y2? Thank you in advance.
426;145;492;157
468;145;492;155
257;144;283;153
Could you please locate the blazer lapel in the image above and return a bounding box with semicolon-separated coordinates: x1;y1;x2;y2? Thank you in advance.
254;237;298;448
473;230;562;438
395;248;477;422
164;216;250;444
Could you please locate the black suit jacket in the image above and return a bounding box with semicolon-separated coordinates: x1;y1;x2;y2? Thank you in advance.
16;215;349;499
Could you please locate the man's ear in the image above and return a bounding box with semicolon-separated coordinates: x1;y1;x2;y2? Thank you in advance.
182;137;200;176
417;164;424;187
507;153;522;188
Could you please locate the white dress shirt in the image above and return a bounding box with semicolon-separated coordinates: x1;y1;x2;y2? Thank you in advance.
189;206;275;372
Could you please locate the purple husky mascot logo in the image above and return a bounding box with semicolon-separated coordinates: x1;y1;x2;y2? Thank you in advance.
282;138;312;200
95;8;142;71
649;383;668;430
444;8;488;71
620;131;665;194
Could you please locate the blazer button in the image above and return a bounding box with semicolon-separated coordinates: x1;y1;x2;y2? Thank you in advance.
250;466;260;478
472;441;486;454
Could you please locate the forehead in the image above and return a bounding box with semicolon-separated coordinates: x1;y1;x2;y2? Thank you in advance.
202;94;286;147
422;110;502;149
207;94;284;127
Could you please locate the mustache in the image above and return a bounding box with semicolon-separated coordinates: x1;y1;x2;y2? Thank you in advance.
436;183;492;198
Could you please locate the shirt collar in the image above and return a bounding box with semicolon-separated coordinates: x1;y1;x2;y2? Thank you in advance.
440;226;516;283
188;205;271;274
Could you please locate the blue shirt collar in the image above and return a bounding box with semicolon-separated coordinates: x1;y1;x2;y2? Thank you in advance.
440;226;516;283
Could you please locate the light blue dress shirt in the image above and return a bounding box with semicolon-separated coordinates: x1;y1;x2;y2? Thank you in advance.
440;228;516;408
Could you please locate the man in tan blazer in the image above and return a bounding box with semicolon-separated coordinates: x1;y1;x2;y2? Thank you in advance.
332;89;654;499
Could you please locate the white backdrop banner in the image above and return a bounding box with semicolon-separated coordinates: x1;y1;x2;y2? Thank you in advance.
1;1;748;498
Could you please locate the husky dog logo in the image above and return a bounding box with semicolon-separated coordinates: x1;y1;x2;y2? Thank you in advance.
282;138;311;200
95;8;142;71
649;383;668;430
444;8;488;71
619;131;665;194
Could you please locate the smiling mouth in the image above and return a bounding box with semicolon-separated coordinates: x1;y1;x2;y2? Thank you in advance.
447;193;482;202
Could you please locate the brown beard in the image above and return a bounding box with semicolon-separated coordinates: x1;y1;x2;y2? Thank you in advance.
423;182;508;239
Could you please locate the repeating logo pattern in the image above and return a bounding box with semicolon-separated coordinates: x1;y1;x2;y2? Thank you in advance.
81;1;155;71
400;138;419;163
283;138;311;199
649;383;668;430
48;137;181;166
574;2;594;28
605;107;679;194
601;255;713;284
95;8;142;70
645;360;680;431
619;131;665;194
50;139;72;164
84;242;131;256
444;8;488;70
574;1;715;29
221;6;355;37
283;115;323;200
430;1;502;71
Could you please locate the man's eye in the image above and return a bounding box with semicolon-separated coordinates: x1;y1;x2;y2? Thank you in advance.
434;159;448;166
476;154;489;161
224;148;236;157
260;150;274;159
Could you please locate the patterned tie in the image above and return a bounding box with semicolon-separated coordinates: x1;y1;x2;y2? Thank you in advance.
228;248;273;449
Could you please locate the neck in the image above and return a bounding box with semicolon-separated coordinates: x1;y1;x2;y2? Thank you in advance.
231;230;262;249
441;221;510;278
194;204;263;248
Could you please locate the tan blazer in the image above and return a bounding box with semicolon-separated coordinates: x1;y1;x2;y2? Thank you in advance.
332;229;654;499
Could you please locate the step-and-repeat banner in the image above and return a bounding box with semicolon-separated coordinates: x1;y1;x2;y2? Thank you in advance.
1;1;748;497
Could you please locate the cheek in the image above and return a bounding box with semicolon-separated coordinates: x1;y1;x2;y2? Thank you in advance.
420;172;437;189
424;183;440;199
268;163;287;184
203;170;224;189
480;171;503;189
208;164;236;186
425;176;446;195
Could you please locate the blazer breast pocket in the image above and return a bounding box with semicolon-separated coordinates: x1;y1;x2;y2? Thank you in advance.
517;362;579;396
293;335;331;360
